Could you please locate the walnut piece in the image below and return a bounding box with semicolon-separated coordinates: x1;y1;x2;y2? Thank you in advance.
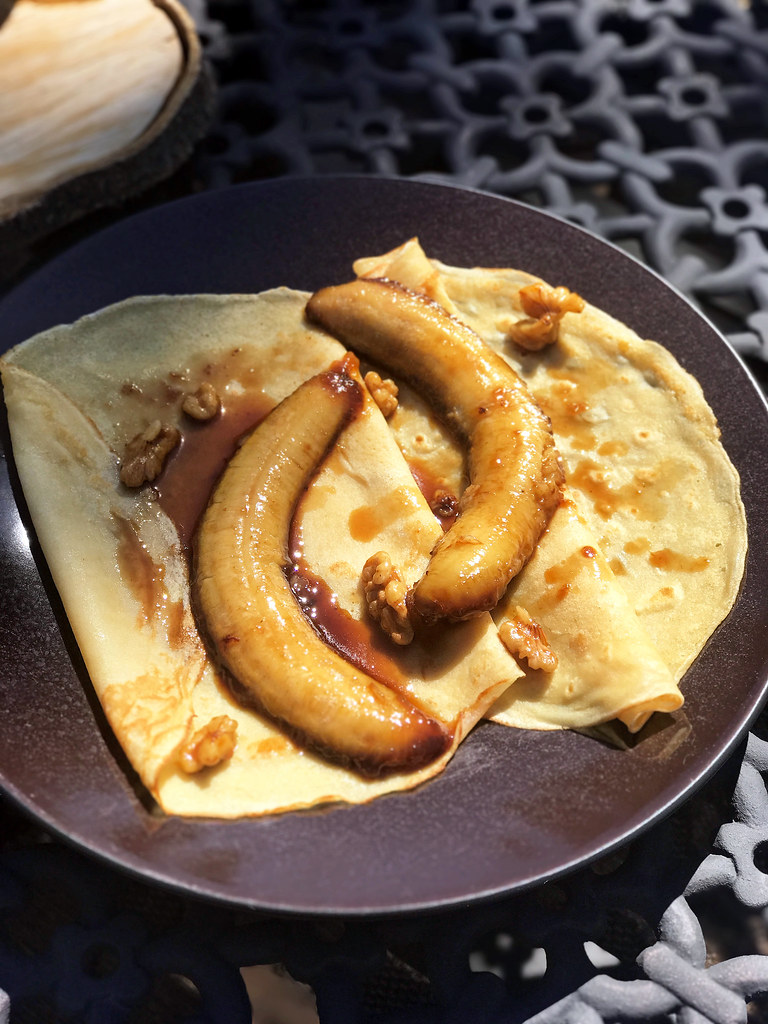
498;605;558;672
364;370;399;418
119;419;180;487
182;381;221;421
430;487;459;520
507;283;585;351
362;551;414;646
177;715;238;774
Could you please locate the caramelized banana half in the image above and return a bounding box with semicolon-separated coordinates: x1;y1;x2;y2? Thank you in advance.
193;358;449;776
306;279;564;622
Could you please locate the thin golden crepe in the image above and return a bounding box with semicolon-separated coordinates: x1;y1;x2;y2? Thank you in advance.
0;291;521;818
353;239;746;733
0;244;747;817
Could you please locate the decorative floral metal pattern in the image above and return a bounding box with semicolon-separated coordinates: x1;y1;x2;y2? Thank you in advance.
188;0;768;364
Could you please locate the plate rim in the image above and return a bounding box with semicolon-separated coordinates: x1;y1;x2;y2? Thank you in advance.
1;174;766;916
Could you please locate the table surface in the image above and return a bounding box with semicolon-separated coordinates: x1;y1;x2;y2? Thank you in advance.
2;1;768;1021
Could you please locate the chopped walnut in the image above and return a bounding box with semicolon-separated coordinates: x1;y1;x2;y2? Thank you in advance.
182;381;221;421
507;283;585;351
430;487;459;520
119;420;180;487
499;606;558;672
362;551;414;646
178;715;238;774
364;371;399;418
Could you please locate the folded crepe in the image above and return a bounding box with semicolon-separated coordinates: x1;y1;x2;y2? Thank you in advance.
0;291;521;817
352;239;746;734
0;244;747;817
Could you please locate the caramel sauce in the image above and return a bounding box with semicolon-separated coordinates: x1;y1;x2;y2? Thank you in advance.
649;548;710;573
114;514;186;648
539;359;636;454
569;458;672;522
118;375;185;408
624;537;651;555
623;538;709;573
537;388;596;452
254;735;298;757
286;526;410;694
540;545;602;609
143;363;414;701
348;485;425;542
156;358;359;550
546;356;619;392
124;343;304;546
598;440;630;457
407;458;460;531
539;363;688;529
154;389;273;549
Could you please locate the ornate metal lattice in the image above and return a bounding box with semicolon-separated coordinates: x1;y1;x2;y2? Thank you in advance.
185;0;768;370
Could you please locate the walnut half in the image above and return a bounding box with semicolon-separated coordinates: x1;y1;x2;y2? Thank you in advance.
182;381;221;421
498;605;558;672
362;551;414;646
364;370;399;418
507;283;585;351
119;420;180;487
177;714;238;774
430;486;459;521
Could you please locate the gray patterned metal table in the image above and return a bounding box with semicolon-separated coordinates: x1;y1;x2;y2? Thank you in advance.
2;1;768;1021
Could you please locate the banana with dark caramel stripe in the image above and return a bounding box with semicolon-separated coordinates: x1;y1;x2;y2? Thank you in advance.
194;357;449;775
306;279;564;622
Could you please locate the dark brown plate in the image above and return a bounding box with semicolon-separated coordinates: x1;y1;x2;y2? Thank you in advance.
0;177;766;916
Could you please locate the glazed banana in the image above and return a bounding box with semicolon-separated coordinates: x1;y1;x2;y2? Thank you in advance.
306;279;564;622
193;358;449;776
